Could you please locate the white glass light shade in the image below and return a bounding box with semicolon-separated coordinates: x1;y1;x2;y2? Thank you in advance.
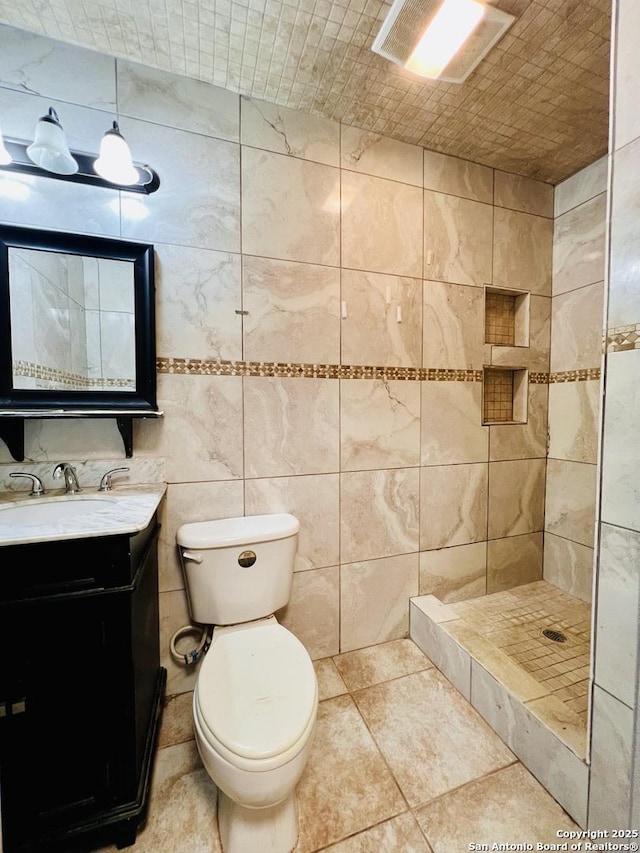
26;108;78;175
94;122;138;185
0;125;11;166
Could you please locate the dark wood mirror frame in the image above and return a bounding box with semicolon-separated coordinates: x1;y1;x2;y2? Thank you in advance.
0;224;161;460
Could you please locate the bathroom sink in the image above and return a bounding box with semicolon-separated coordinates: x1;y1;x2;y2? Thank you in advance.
0;484;167;546
0;497;117;526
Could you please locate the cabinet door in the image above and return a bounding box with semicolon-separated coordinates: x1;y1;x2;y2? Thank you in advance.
0;594;116;849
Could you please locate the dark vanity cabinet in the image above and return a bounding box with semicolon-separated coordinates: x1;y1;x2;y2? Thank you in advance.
0;518;166;852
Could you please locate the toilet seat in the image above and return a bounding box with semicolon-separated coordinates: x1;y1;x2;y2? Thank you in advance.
195;621;317;772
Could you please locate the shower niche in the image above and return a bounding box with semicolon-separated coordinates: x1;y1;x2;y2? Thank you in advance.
482;366;528;424
484;286;530;347
482;286;531;425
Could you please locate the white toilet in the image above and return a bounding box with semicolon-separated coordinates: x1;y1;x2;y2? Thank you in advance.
176;513;318;853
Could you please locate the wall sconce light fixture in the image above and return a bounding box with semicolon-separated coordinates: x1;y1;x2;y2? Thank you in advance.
0;107;160;194
95;121;139;185
26;107;78;175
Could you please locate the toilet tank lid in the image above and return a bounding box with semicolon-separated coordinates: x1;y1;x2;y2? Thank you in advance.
177;513;299;549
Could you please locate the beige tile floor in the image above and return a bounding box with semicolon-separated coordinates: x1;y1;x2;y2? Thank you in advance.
100;637;580;853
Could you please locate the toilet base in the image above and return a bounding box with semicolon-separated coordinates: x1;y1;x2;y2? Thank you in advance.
217;789;298;853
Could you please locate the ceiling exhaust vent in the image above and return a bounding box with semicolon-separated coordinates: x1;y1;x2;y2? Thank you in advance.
371;0;515;84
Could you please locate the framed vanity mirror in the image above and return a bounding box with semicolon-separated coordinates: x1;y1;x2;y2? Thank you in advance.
0;224;161;459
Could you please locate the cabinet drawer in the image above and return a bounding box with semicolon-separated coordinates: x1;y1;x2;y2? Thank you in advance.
0;517;157;603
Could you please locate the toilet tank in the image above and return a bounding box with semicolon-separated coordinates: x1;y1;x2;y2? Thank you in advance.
176;513;300;625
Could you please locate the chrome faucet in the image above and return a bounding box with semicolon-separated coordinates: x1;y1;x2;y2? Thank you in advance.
52;463;81;494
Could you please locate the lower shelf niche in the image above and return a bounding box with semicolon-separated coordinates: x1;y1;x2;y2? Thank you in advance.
482;367;528;424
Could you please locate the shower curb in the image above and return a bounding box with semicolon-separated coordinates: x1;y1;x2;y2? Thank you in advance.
409;595;589;828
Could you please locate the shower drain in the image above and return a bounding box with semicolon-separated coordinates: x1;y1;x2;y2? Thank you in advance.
542;628;567;643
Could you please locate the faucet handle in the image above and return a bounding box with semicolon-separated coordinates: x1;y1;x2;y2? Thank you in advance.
98;467;130;492
10;472;46;496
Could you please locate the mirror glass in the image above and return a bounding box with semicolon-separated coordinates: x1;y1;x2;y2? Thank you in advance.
9;249;136;392
0;225;158;416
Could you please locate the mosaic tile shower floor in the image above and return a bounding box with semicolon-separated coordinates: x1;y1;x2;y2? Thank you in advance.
454;582;591;724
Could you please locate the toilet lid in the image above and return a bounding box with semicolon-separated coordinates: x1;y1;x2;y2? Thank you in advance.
197;623;317;761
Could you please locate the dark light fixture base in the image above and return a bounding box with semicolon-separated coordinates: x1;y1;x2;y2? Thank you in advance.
1;139;160;194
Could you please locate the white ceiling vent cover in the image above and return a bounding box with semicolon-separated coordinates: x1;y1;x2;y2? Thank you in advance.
371;0;515;84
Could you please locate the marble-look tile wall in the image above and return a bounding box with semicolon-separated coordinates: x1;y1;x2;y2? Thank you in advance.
0;25;552;700
544;157;606;603
588;0;640;828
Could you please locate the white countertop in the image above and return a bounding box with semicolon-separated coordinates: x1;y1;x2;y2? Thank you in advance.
0;483;167;546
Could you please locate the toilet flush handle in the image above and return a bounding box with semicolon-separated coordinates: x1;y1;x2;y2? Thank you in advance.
181;551;203;563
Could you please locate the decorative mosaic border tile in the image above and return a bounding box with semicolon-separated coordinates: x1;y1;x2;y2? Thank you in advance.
157;358;484;382
157;358;604;386
549;368;601;383
422;368;483;382
607;324;640;352
529;372;549;384
13;360;135;388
